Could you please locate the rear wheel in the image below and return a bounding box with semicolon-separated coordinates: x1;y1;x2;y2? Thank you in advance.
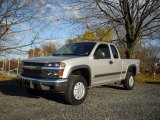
123;72;135;90
65;75;87;105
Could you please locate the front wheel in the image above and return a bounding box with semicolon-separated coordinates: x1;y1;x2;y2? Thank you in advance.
65;75;87;105
123;72;135;90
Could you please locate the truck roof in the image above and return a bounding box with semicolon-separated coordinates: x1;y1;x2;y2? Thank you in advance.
69;41;116;44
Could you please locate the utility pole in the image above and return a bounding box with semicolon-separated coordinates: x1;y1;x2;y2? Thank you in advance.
8;57;10;75
4;58;6;73
2;57;4;73
17;52;20;75
4;42;6;74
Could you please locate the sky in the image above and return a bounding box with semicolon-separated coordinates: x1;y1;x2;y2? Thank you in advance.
2;0;85;59
19;0;84;47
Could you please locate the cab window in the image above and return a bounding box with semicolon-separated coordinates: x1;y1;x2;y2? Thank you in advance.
110;45;119;59
94;44;111;59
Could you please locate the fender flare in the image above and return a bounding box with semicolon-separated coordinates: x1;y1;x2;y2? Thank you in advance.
126;64;137;75
67;65;91;85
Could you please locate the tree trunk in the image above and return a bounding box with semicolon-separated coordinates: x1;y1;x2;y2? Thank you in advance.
125;47;136;59
125;35;136;59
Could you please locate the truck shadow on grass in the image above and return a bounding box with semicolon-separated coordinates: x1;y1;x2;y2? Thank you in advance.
0;80;27;97
145;81;160;85
0;79;67;104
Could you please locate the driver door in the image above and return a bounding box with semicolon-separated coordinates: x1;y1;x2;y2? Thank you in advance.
91;44;120;85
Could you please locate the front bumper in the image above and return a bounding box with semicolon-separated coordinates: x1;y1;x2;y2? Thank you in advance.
17;75;68;93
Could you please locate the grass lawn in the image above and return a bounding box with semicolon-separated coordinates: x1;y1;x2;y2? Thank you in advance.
136;73;160;84
0;74;17;81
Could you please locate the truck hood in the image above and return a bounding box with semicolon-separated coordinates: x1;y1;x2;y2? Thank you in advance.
23;56;80;63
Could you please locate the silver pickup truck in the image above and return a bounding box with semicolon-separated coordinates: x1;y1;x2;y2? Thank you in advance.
18;42;140;105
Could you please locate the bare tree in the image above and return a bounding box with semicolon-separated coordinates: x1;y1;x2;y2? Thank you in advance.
41;41;57;56
68;0;160;58
135;40;160;72
0;0;55;55
145;43;160;71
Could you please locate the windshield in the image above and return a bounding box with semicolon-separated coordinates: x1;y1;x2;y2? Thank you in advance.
53;42;96;56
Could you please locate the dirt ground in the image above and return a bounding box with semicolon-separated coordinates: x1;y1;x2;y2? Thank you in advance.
0;80;160;120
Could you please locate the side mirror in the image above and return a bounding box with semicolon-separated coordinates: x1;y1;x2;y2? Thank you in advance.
94;51;105;59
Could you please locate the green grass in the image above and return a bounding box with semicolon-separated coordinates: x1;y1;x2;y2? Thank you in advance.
0;74;17;81
136;73;160;84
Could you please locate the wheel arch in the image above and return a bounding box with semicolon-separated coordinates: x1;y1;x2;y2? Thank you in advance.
67;65;91;86
127;64;137;76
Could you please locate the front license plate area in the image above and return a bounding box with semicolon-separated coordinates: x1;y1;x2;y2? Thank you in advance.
23;80;34;89
24;80;29;86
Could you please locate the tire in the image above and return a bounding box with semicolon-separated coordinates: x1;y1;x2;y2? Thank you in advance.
25;87;39;97
123;72;135;90
65;75;87;105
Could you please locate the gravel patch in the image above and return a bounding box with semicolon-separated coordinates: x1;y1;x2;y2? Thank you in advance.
0;80;160;120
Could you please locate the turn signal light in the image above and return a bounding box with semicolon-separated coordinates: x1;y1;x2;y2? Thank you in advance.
58;69;64;78
60;63;65;67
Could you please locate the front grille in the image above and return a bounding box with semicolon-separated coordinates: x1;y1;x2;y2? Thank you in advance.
22;62;60;79
24;62;45;67
22;68;42;78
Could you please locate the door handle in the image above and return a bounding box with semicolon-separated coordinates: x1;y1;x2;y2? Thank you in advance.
109;61;113;64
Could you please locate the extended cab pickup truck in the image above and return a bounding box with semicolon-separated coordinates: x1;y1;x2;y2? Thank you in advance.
18;42;140;105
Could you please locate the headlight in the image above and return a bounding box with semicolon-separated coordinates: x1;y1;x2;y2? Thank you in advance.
47;62;65;68
43;62;65;78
